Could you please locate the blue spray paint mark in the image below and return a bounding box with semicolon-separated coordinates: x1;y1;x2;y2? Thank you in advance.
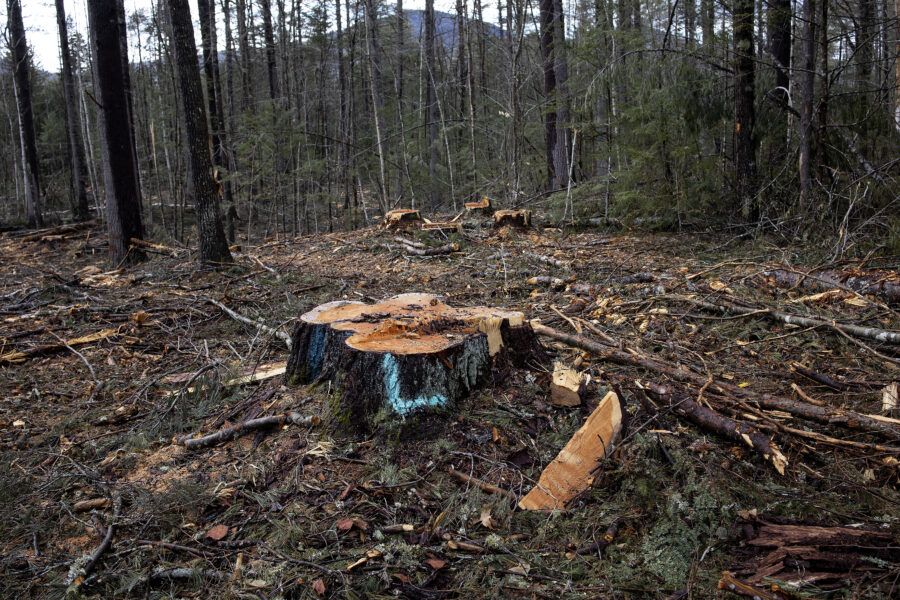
382;354;447;417
305;326;327;379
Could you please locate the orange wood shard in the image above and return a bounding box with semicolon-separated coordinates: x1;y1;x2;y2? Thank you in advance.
519;391;623;510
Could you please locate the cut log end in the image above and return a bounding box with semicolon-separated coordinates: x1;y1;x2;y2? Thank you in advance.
550;362;589;407
493;210;532;229
285;294;546;431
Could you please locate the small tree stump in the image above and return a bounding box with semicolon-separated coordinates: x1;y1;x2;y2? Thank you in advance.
285;293;545;431
381;209;422;229
465;196;493;215
493;209;531;229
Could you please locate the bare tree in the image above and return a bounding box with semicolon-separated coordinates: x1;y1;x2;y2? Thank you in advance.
733;0;757;218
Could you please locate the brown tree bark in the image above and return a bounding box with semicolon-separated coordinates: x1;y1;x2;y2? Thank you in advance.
55;0;91;222
8;0;43;227
88;0;145;265
166;0;233;265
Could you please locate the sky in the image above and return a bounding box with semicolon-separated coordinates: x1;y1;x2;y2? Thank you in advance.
3;0;500;73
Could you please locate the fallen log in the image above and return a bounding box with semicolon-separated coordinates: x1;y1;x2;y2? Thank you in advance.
421;221;463;234
643;381;788;474
525;252;568;268
401;241;459;256
519;391;623;510
203;296;292;349
0;329;116;365
666;294;900;344
182;411;319;449
285;294;546;430
531;322;900;441
762;265;900;304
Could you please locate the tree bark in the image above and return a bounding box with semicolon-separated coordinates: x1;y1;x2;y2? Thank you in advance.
260;0;280;101
363;0;388;212
539;0;558;191
8;0;43;227
767;0;791;154
425;0;439;209
733;0;757;219
798;0;816;207
236;0;252;109
166;0;233;265
88;0;145;265
55;0;91;222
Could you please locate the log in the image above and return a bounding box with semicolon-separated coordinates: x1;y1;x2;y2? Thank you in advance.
401;241;459;256
381;209;422;229
762;265;900;304
0;329;116;365
493;209;531;229
550;361;589;406
285;293;546;430
519;391;623;510
182;411;319;449
643;381;788;475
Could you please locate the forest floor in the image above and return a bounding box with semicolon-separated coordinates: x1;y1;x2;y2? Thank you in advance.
1;218;898;599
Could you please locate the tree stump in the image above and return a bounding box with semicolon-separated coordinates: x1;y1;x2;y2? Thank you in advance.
493;209;531;229
464;196;493;215
421;221;463;235
381;209;422;229
285;293;545;431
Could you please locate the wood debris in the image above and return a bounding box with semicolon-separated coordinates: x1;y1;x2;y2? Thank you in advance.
550;361;589;406
519;391;623;510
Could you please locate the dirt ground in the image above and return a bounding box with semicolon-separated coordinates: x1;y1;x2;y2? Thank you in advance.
1;219;898;599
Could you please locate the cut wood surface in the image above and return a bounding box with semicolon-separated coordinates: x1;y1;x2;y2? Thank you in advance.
550;361;589;406
519;391;622;510
285;293;546;429
421;221;463;234
464;196;492;213
493;209;531;229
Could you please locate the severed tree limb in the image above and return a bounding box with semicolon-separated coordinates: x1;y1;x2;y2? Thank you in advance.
762;264;899;304
575;519;620;556
531;322;900;441
664;294;900;345
182;412;319;449
400;241;459;256
642;381;788;474
203;296;291;349
446;467;518;501
71;495;121;588
525;252;569;268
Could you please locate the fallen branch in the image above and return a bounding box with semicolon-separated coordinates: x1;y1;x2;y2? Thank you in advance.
575;519;620;556
762;265;899;304
203;296;292;350
71;496;120;588
666;294;900;345
717;572;793;600
0;329;116;365
643;381;788;474
182;411;319;449
400;241;459;256
446;467;517;501
525;252;568;268
531;322;900;441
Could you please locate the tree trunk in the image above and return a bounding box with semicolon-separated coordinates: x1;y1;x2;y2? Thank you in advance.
236;0;252;109
166;0;233;265
767;0;791;155
733;0;757;219
700;0;713;45
539;0;558;191
363;0;388;213
798;0;816;207
56;0;91;222
88;0;145;265
857;0;874;99
425;0;439;209
815;0;828;177
8;0;43;227
260;0;280;101
551;0;569;190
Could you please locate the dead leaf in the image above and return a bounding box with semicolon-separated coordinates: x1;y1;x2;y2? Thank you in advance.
425;558;447;570
131;311;152;325
479;506;496;530
394;573;411;584
206;524;229;540
336;517;354;531
312;578;326;595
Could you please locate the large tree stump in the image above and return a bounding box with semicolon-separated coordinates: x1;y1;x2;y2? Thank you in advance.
493;209;531;229
285;293;545;431
381;209;422;229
